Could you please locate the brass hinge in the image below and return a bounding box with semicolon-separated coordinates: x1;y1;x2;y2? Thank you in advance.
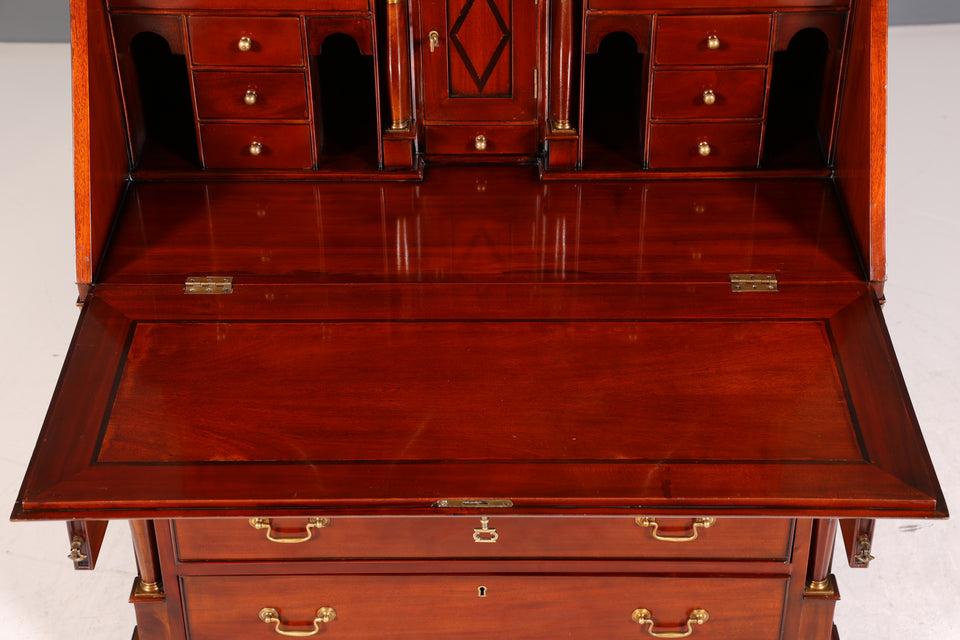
730;274;778;292
434;499;514;508
185;276;234;294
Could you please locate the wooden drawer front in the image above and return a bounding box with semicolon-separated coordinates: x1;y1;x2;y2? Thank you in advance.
189;17;304;67
194;71;309;120
648;122;761;169
200;123;313;169
183;575;787;639
655;15;771;66
112;0;367;9
651;69;766;120
174;516;792;561
426;125;537;156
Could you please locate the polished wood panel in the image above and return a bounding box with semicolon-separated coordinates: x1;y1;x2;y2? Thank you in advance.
834;0;885;284
110;0;368;8
590;0;846;8
651;69;766;119
193;71;309;120
174;516;793;561
654;14;772;66
73;0;129;291
188;17;304;67
199;123;313;168
97;172;863;283
648;122;762;168
426;124;537;155
182;575;788;639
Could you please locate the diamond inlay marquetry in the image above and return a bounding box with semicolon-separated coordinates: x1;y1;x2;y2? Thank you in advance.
448;0;511;94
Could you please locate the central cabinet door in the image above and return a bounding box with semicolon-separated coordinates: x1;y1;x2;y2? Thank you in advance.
420;0;539;123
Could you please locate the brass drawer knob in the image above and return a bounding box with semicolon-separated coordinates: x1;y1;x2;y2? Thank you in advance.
249;517;330;543
474;134;488;151
244;89;259;106
701;90;716;105
636;517;716;542
697;141;711;157
259;607;336;637
706;35;720;50
632;608;709;638
237;36;253;52
248;141;263;156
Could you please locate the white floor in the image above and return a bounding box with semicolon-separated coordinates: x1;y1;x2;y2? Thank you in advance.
1;24;958;640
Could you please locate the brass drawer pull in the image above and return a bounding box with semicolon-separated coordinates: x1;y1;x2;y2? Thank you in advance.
701;90;716;105
473;516;499;543
249;517;330;543
706;35;720;50
474;134;488;151
244;89;258;106
238;36;253;52
259;607;336;637
636;517;715;542
632;608;709;638
697;141;711;157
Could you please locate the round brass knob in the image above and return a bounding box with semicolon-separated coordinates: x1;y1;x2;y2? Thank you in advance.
237;36;253;52
698;141;712;157
244;89;258;106
248;141;263;156
474;134;487;151
706;35;721;50
702;90;716;105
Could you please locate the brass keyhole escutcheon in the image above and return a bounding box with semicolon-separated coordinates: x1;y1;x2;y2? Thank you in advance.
428;30;440;53
478;586;487;597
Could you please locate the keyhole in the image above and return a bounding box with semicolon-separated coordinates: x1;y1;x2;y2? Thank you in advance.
478;586;487;598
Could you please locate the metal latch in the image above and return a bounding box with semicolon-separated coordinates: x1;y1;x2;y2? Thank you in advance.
730;274;778;292
434;499;514;508
185;276;234;294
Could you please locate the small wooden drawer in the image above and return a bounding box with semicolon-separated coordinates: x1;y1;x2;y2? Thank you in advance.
200;123;313;169
655;15;771;66
174;516;793;562
426;125;537;156
189;17;304;67
193;71;309;120
182;574;788;639
112;0;367;9
651;69;766;119
648;122;762;169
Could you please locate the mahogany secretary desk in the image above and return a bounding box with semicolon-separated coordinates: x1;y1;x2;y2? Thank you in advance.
13;0;947;639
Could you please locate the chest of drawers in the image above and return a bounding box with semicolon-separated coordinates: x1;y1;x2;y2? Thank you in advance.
12;1;946;639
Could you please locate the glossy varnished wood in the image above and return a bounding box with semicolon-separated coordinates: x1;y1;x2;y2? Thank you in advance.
181;574;788;639
97;170;863;284
651;69;766;119
654;14;772;66
174;516;794;561
193;71;309;120
187;17;305;67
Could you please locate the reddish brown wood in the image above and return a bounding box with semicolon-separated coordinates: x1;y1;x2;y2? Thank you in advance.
130;520;163;588
96;173;863;283
306;16;374;56
654;14;772;66
835;0;885;283
199;123;314;168
193;71;309;120
73;0;130;291
385;0;414;130
806;518;837;587
648;122;762;168
187;17;305;67
590;0;846;8
550;0;575;130
420;0;539;123
651;69;766;119
174;516;793;561
110;0;367;8
426;124;537;155
182;574;787;638
585;14;652;54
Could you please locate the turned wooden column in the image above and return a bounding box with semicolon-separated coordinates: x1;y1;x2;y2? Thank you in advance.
385;0;413;130
130;520;162;594
806;518;837;593
550;0;574;131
